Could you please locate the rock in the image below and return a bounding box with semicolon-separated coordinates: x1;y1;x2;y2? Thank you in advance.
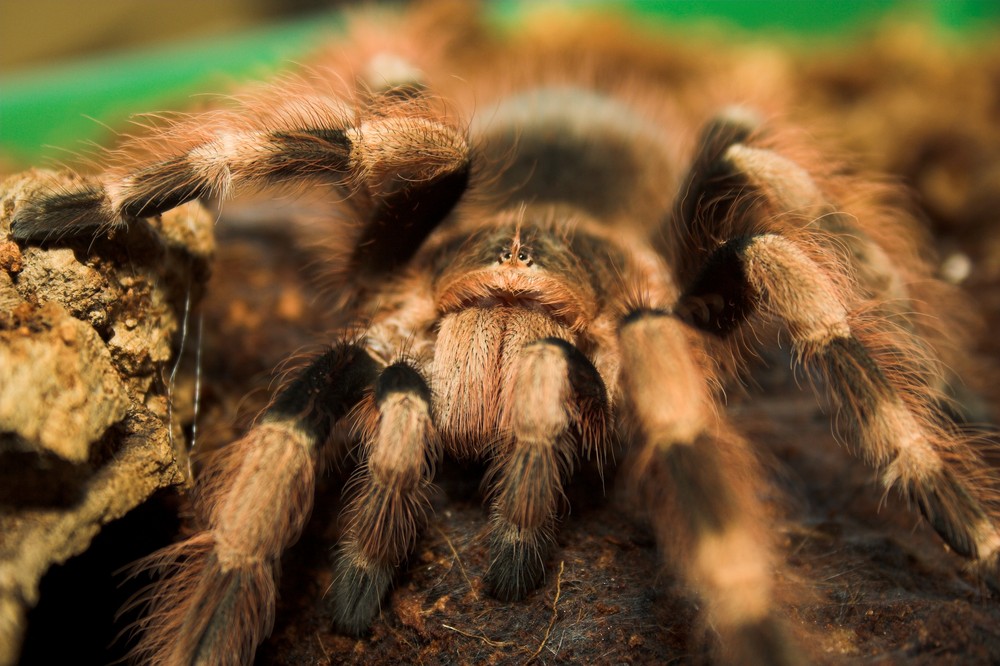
0;169;213;666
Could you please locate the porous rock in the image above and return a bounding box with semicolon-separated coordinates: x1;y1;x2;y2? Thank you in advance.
0;169;213;666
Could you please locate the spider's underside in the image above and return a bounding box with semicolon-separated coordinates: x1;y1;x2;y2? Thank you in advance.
6;3;1000;664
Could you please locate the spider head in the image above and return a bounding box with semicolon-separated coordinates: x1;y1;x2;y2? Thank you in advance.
497;244;533;267
431;210;599;332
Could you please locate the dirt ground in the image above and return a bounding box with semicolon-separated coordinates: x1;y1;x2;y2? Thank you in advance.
3;7;1000;666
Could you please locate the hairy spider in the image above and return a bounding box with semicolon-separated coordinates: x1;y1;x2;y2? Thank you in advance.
7;3;1000;664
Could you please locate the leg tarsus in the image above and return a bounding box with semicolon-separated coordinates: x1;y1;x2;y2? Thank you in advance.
483;510;550;602
727;616;805;666
328;556;394;636
10;183;114;241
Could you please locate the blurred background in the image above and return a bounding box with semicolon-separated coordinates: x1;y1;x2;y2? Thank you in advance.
2;0;999;166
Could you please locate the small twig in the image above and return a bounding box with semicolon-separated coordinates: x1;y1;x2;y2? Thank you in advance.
442;624;512;648
434;524;477;598
315;631;331;664
166;271;193;485
527;560;565;662
822;565;865;582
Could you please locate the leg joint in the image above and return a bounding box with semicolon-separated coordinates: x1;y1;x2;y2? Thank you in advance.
374;361;431;405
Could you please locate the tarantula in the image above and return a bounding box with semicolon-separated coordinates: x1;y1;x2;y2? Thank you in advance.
9;3;1000;664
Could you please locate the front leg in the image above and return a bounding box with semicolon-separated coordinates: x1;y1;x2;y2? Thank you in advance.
483;338;609;601
617;309;799;665
128;344;379;666
11;89;469;276
330;361;438;634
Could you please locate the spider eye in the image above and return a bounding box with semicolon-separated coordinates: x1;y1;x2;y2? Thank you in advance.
497;245;532;266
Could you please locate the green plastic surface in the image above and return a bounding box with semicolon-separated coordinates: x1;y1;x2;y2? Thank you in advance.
1;0;997;164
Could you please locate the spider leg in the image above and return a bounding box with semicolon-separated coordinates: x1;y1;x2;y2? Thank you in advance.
672;110;1000;571
619;310;799;665
692;232;999;561
676;110;981;414
10;91;469;274
330;361;437;634
722;140;994;425
672;108;915;307
483;338;609;601
127;344;379;665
